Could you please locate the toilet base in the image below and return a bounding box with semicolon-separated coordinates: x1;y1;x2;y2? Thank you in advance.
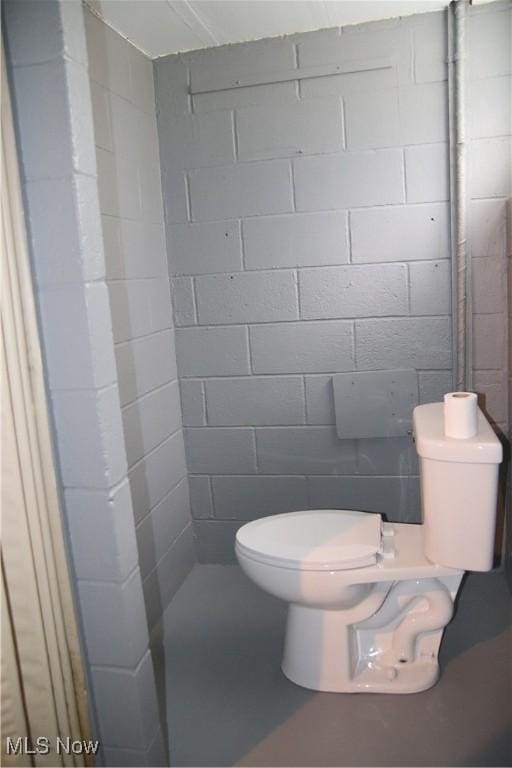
282;655;440;694
281;575;461;694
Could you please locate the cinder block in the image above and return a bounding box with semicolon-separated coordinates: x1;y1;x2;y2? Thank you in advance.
38;283;116;390
205;376;305;426
129;45;155;114
418;371;453;404
344;89;400;149
108;220;166;280
193;81;298;115
171;277;196;326
400;83;448;145
212;476;309;519
96;147;118;217
152;524;194;613
243;212;348;270
25;175;104;286
136;478;191;578
305;375;335;425
189;36;295;94
115;330;177;407
90;80;113;151
154;55;190;121
52;385;127;489
122;381;182;468
473;370;508;424
161;170;189;224
160;110;235;172
294;150;404;211
470;138;511;198
193;520;241;563
250;320;354;374
405;143;449;202
356;317;451;369
91;650;159;749
129;431;187;523
180;380;206;426
256;426;357;475
12;58;95;181
473;314;507;369
236;99;343;161
109;91;143;160
468;7;512;80
333;370;418;439
103;218;165;280
97;146;142;220
101;217;121;279
175;326;250;377
139;157;165;226
470;76;511;139
188;476;213;518
299;264;408;319
184;428;256;474
108;279;172;343
167;221;242;276
357;436;418;475
85;7;132;100
297;22;401;69
307;475;420;521
409;261;451;315
65;481;138;582
470;199;507;260
188;161;293;221
300;67;396;100
350;203;449;263
195;271;298;325
4;0;87;67
78;568;149;668
472;258;507;314
412;11;448;83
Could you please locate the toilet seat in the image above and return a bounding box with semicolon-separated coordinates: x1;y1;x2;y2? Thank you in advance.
236;509;383;571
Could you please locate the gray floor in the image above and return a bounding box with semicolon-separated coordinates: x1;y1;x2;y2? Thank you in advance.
154;565;512;767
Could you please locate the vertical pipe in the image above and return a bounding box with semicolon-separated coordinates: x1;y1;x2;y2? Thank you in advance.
448;0;471;391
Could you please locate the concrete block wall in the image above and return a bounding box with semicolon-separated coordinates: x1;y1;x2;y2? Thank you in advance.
4;1;166;763
155;10;455;560
467;1;511;434
84;8;194;632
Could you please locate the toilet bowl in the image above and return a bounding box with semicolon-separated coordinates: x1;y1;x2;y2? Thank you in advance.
235;401;502;694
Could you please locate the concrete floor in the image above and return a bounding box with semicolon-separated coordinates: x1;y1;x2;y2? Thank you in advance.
154;565;512;767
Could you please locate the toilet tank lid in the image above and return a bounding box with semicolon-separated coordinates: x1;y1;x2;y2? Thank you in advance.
413;403;502;464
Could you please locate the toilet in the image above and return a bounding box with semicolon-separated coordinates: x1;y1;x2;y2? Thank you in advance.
235;401;502;694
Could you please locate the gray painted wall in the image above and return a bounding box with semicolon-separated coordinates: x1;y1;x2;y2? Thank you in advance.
464;1;511;584
155;3;511;562
467;2;511;434
4;1;167;763
155;10;457;560
84;7;194;634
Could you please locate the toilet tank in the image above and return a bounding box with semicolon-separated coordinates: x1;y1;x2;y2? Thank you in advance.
413;402;502;571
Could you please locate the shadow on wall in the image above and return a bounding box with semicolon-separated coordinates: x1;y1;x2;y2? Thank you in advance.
477;391;510;568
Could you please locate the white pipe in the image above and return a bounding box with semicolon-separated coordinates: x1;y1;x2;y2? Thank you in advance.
448;0;472;391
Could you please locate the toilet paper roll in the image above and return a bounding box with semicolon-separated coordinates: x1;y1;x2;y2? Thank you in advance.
444;392;478;439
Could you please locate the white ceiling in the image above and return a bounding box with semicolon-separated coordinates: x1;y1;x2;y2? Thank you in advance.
86;0;454;59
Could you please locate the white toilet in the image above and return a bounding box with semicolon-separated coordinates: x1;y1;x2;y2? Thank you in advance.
235;401;503;694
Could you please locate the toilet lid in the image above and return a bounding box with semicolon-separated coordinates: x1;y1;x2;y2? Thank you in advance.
236;509;383;571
